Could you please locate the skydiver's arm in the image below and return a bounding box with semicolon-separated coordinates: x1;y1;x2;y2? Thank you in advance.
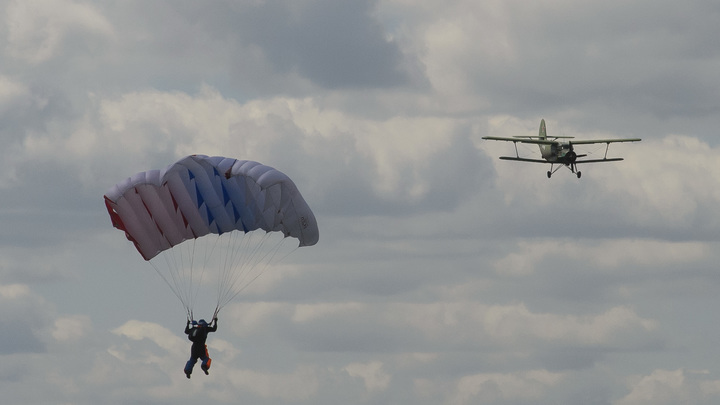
209;318;218;332
185;320;191;334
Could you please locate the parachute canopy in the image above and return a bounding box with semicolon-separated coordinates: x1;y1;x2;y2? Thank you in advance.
104;155;319;261
104;155;319;318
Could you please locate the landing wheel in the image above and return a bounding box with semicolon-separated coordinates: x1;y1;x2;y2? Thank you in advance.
547;171;552;179
576;171;582;179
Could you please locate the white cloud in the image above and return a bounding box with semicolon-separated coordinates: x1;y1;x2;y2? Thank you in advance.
52;315;92;342
6;0;114;63
16;85;485;215
616;136;720;227
208;338;241;360
391;300;657;351
0;75;30;111
0;282;31;299
447;369;564;405
221;301;287;338
616;368;720;405
0;283;52;354
112;319;186;356
283;299;657;353
492;239;708;277
292;302;365;323
421;0;516;97
344;361;391;393
223;365;320;401
482;304;656;346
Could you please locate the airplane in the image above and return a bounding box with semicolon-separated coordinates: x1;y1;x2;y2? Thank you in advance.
482;119;641;178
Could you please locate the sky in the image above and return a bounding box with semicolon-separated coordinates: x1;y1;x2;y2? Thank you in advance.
2;0;720;403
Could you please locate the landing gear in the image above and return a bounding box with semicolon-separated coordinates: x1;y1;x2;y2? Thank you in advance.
571;163;581;179
547;163;582;179
547;163;563;179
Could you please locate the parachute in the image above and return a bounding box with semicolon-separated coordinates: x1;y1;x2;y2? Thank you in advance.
104;155;319;319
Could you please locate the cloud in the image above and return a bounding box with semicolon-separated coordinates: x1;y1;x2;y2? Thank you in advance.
446;369;564;405
278;300;657;363
613;136;720;233
396;0;720;129
0;75;30;111
344;361;391;393
52;315;92;342
234;0;417;89
223;365;320;401
112;319;186;356
19;86;488;217
482;304;656;347
5;0;114;64
0;283;51;354
492;239;708;277
616;369;720;405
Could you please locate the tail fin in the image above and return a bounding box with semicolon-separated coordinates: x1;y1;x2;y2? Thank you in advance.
539;119;547;140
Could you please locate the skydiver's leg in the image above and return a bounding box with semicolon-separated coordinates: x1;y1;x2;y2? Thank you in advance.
185;356;198;378
200;345;212;375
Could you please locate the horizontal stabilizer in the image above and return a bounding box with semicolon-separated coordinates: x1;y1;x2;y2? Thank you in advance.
515;135;574;139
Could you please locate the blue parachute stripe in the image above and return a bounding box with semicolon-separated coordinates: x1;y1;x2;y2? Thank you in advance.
232;203;241;224
213;166;227;205
221;181;231;205
188;166;216;231
195;182;205;209
205;204;216;230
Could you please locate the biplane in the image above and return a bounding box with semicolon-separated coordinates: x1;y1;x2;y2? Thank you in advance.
482;119;641;178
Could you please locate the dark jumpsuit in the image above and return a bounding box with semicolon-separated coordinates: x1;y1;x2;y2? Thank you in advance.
184;319;217;376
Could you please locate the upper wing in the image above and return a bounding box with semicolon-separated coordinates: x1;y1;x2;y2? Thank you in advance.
574;157;624;164
482;136;557;145
498;156;551;164
570;138;641;145
499;156;625;164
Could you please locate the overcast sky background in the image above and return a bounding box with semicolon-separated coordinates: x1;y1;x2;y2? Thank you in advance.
2;0;720;404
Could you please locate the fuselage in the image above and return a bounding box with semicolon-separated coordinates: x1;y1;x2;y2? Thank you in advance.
538;119;574;163
541;143;574;162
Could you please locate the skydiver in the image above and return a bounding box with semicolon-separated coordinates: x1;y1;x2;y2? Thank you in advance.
184;317;218;379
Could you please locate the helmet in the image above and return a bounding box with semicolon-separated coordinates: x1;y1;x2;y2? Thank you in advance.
198;319;207;326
